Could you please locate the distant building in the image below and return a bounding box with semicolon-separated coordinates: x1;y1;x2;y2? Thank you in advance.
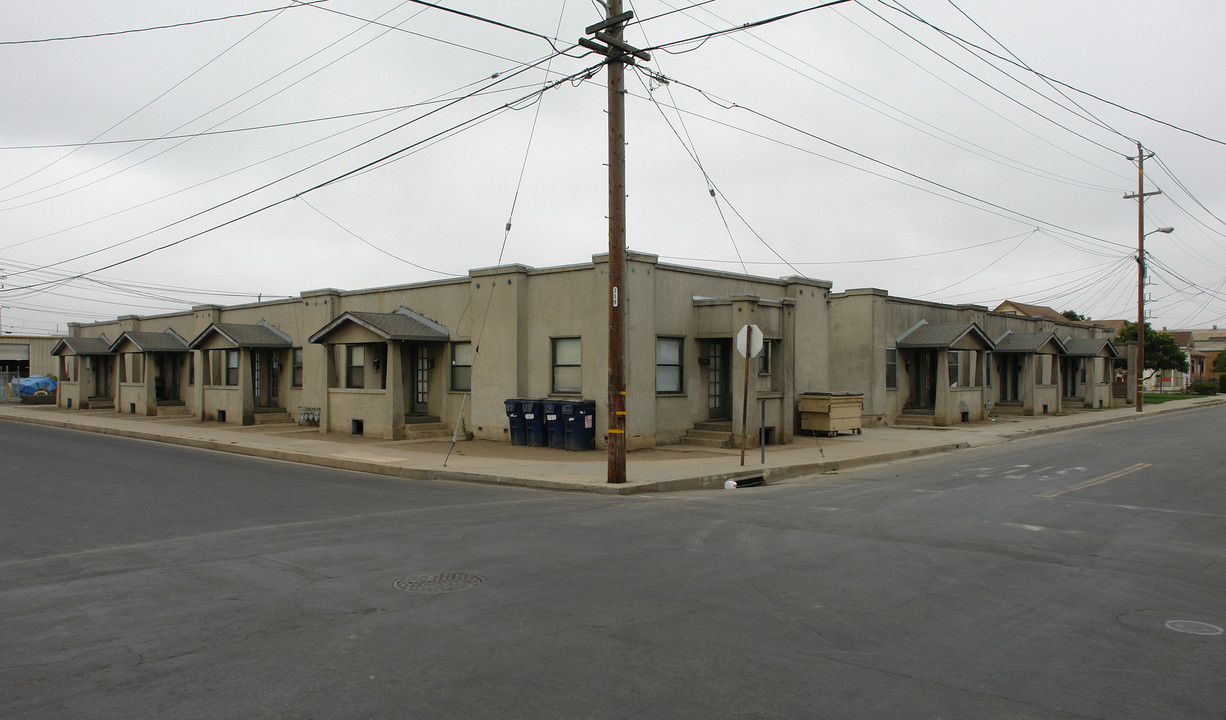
992;300;1068;323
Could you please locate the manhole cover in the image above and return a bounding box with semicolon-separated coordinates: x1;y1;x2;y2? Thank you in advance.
394;572;484;593
1165;620;1223;636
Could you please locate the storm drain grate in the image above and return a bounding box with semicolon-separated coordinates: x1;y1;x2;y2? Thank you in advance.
1164;620;1223;636
395;572;484;593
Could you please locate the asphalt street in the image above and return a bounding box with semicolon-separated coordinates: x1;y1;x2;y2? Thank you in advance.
2;408;1224;719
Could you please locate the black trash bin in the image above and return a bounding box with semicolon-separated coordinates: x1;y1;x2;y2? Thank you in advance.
542;400;565;449
565;400;597;451
504;398;527;446
523;399;547;447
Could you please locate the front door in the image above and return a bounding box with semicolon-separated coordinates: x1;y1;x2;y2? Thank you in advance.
706;340;731;420
1000;355;1021;402
909;351;937;409
411;345;429;415
156;353;180;401
93;357;112;397
252;351;280;408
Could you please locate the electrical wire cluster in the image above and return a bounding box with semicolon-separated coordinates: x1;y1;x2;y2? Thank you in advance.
0;0;1223;335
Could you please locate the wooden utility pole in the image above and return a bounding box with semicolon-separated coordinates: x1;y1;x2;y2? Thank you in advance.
581;3;648;483
1125;141;1160;413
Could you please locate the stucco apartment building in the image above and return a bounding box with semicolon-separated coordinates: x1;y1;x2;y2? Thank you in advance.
50;252;1119;446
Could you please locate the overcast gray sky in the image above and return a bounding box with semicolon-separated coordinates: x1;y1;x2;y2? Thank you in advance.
2;0;1224;335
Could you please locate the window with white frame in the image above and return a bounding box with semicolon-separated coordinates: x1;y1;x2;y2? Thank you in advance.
451;341;473;391
656;337;683;394
552;337;582;394
948;351;960;387
346;345;365;389
225;349;239;386
758;340;774;375
885;348;898;389
291;348;303;388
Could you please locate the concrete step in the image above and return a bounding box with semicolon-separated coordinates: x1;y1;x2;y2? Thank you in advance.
156;405;193;417
992;403;1025;416
253;412;295;425
404;427;452;440
680;436;732;448
893;414;934;427
693;421;732;432
685;429;732;441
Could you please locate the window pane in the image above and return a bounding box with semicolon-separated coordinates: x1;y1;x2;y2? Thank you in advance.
350;345;364;366
656;338;680;365
554;366;582;394
657;366;681;393
452;365;472;392
554;338;581;365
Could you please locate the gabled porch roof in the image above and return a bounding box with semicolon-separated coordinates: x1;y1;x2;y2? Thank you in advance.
189;321;291;350
1062;338;1119;358
52;335;113;356
993;331;1067;355
897;320;994;350
108;329;189;354
309;307;449;344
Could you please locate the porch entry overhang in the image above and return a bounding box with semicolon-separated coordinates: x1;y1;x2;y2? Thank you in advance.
896;321;994;424
188;321;292;350
108;330;190;411
108;330;189;355
1062;337;1120;359
309;308;449;345
896;320;995;351
51;335;114;358
308;307;450;439
992;331;1066;356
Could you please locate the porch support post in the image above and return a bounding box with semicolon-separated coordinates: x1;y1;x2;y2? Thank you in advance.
934;349;950;426
239;349;255;425
143;354;156;416
194;351;205;420
1022;355;1036;415
1054;355;1063;414
388;341;406;440
320;345;334;433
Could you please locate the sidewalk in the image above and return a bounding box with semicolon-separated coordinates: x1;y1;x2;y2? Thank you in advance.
2;398;1222;494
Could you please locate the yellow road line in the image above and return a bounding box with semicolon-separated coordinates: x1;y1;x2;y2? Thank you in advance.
1043;463;1153;498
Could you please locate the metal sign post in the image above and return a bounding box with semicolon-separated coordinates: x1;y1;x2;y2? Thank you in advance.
735;324;762;466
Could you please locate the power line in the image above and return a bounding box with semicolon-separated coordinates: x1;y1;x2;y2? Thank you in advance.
0;83;543;151
0;60;600;295
658;230;1031;266
646;0;1120;193
296;196;462;277
859;1;1125;158
652;72;1132;250
0;1;329;45
875;0;1226;147
0;0;429;209
0;2;290;197
642;0;855;54
939;0;1128;142
0;70;518;254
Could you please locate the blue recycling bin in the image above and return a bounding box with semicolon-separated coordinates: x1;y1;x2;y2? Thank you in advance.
523;399;547;447
504;399;527;446
564;400;597;451
542;400;566;449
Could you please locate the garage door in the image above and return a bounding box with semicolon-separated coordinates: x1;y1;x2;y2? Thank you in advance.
0;344;30;362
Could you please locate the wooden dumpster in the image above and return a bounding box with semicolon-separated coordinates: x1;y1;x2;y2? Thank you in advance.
798;392;863;437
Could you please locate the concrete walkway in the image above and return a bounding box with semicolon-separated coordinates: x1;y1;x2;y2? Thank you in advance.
2;398;1222;494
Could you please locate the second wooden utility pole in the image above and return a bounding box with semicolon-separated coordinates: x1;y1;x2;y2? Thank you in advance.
1125;141;1160;413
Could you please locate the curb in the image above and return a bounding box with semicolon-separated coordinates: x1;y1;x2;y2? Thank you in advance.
3;398;1222;494
997;397;1226;442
